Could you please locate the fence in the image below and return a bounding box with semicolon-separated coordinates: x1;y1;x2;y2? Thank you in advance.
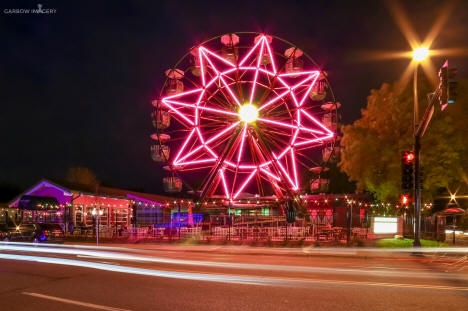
69;225;368;242
67;213;369;242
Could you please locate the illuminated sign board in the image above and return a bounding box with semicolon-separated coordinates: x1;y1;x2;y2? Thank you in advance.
373;217;398;234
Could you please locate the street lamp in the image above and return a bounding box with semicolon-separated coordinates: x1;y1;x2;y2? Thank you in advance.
412;46;430;247
92;208;104;245
412;47;430;62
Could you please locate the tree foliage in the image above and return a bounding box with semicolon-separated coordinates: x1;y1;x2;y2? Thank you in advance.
339;78;468;203
66;166;99;188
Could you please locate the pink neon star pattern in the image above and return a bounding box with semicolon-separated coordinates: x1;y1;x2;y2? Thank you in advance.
161;35;334;199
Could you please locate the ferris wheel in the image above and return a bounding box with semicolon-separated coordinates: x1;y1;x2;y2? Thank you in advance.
151;32;341;201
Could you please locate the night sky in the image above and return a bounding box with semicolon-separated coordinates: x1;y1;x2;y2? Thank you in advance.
1;0;467;194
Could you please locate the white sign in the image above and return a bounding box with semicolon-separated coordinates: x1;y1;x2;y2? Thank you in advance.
373;217;398;234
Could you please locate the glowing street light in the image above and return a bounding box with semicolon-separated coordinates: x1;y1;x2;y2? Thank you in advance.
450;194;456;200
412;46;430;62
92;208;104;245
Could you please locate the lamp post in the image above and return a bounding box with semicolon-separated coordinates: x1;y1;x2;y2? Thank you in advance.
92;208;104;245
346;200;353;246
178;201;181;239
412;46;429;247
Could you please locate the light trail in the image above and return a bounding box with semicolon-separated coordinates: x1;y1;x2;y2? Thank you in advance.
1;253;468;291
2;241;468;254
0;243;467;281
0;253;271;286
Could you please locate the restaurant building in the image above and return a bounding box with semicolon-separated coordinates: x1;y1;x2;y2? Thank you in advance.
7;179;173;233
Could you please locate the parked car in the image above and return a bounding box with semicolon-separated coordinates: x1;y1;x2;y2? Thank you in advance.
1;223;64;243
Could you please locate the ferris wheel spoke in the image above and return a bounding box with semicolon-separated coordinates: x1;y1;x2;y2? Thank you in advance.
248;38;266;106
253;131;295;191
165;99;238;118
219;168;230;199
294;134;333;147
233;169;258;199
262;36;277;73
257;117;325;135
202;90;233;112
203;76;243;113
203;78;232;104
295;150;319;168
258;72;319;113
199;46;236;87
236;124;248;165
238;36;263;67
198;48;242;109
209;135;232;152
219;75;242;107
272;152;297;190
259;130;291;151
258;126;292;144
205;121;241;145
260;167;281;181
162;101;195;126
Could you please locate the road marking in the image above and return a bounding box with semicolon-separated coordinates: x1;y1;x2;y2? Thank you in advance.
22;292;132;311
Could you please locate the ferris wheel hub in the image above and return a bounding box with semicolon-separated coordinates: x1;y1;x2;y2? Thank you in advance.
239;103;258;123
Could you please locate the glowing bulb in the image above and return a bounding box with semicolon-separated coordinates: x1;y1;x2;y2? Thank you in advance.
412;47;429;62
239;104;258;123
450;194;456;200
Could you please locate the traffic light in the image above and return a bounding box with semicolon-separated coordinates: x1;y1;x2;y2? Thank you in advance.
401;151;414;194
401;194;409;206
438;60;458;110
448;67;458;104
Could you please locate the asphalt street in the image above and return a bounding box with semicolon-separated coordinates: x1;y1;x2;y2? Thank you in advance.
0;242;467;311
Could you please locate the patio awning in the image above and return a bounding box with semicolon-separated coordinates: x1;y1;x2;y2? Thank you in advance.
442;207;465;215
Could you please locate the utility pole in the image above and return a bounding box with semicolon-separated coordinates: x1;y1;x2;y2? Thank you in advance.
412;60;457;247
413;63;422;247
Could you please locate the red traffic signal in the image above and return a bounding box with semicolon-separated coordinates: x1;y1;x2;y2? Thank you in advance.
401;151;414;193
403;151;415;164
401;194;409;205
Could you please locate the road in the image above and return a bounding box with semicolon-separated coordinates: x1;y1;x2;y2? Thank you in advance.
0;242;467;311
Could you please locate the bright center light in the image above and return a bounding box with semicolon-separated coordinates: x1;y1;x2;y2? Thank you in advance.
450;194;456;200
412;47;429;62
239;103;258;123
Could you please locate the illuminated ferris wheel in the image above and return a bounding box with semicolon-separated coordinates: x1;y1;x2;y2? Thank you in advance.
151;32;341;201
